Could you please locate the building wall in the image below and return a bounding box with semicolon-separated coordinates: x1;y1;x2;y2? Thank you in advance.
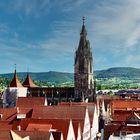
83;108;91;140
91;105;99;139
67;120;76;140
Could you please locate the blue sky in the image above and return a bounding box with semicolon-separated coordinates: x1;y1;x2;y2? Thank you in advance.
0;0;140;73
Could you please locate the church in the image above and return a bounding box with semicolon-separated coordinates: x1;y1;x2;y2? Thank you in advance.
74;17;95;102
3;17;96;107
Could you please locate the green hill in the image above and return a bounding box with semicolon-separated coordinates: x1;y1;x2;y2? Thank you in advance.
1;67;140;84
0;71;74;83
95;67;140;79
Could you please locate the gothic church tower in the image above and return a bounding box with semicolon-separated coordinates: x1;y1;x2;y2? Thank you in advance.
74;17;95;102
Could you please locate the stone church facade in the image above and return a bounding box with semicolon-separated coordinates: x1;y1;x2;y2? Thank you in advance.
74;17;95;102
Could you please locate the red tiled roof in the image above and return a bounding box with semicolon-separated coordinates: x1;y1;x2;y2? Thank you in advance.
22;72;38;88
0;130;12;140
16;97;45;108
58;102;95;106
13;130;51;140
17;118;31;130
17;118;83;140
26;123;52;131
12;120;20;130
0;108;32;124
0;108;17;122
17;108;32;114
16;118;71;140
104;123;140;140
0;122;12;131
58;102;95;126
112;110;140;122
47;119;70;140
111;100;140;111
32;106;87;120
97;95;120;100
9;69;23;87
31;106;87;140
16;108;33;119
112;111;132;122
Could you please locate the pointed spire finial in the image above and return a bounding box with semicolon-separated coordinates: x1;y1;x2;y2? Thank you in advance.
82;16;85;25
80;16;87;36
27;66;29;73
14;64;17;74
15;64;16;70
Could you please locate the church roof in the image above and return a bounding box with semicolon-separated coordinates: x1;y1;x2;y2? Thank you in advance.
22;72;37;88
80;24;87;35
77;17;90;52
9;69;23;87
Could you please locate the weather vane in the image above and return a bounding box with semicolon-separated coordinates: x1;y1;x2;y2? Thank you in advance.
82;16;85;25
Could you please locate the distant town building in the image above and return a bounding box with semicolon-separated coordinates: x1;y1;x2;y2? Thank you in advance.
74;17;95;102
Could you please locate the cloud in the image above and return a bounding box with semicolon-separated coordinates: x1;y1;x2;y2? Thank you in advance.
123;54;140;68
7;0;51;17
0;22;77;73
1;0;140;72
61;0;90;12
6;0;91;17
92;0;140;47
125;26;140;48
86;0;140;69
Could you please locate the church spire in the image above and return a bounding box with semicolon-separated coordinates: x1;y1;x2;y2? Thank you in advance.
9;65;23;87
80;16;87;36
78;17;88;51
74;17;95;102
22;70;37;88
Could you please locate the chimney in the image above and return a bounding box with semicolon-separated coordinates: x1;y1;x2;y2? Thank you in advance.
17;125;21;131
17;107;19;113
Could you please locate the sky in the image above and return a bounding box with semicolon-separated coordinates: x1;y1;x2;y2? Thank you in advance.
0;0;140;73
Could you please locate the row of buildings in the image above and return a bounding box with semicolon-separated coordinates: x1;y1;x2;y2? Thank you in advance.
3;89;140;140
0;97;100;140
100;96;140;140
